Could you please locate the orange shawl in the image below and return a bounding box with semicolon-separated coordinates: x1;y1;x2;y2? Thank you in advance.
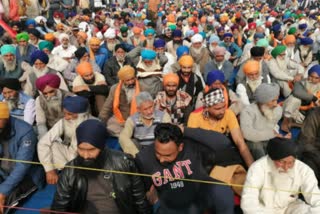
113;80;140;123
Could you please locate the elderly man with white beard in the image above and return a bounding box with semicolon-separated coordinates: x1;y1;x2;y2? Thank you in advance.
240;83;289;160
51;33;77;62
283;35;300;63
38;95;93;185
0;45;23;79
241;137;320;214
281;64;320;132
103;28;120;59
204;46;234;84
267;45;305;97
189;33;210;75
153;39;175;74
15;32;37;64
0;78;35;125
143;28;156;50
35;73;74;139
24;50;69;97
236;60;270;106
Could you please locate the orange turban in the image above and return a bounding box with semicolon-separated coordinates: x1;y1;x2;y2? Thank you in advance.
77;31;88;40
163;73;179;86
89;37;101;45
188;17;194;23
118;65;135;81
56;23;64;30
44;33;55;42
200;16;206;23
220;15;229;23
133;27;142;34
243;60;260;75
167;14;175;23
284;35;296;45
76;61;93;76
0;102;9;119
179;55;194;67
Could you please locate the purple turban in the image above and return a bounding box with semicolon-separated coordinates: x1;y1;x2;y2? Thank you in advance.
35;73;61;92
154;39;166;48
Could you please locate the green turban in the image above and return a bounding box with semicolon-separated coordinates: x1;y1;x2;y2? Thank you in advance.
16;32;30;42
288;27;297;35
168;24;176;31
38;41;54;51
271;45;286;58
0;44;16;55
120;26;128;33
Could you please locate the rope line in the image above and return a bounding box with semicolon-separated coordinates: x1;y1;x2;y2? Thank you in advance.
1;157;319;196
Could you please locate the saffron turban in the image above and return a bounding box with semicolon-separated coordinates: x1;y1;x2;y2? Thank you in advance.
77;31;88;40
284;35;296;45
44;33;55;42
35;73;61;92
89;37;101;45
179;55;194;67
30;50;49;65
0;45;15;56
0;102;9;119
243;60;260;75
132;27;142;34
16;32;30;42
76;61;93;76
117;65;135;81
163;73;179;86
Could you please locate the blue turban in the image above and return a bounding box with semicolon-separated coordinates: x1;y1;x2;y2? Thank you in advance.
127;22;134;27
144;28;155;36
30;50;49;65
206;70;225;86
141;49;156;60
25;19;36;27
308;64;320;76
176;46;189;60
300;37;313;45
76;119;108;150
254;33;265;40
298;23;308;30
172;29;182;38
185;30;194;38
199;32;206;40
143;19;151;26
63;96;89;113
154;39;166;48
209;35;220;44
223;33;233;38
272;24;281;32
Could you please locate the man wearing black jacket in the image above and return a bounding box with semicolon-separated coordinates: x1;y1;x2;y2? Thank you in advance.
135;123;236;214
51;119;151;214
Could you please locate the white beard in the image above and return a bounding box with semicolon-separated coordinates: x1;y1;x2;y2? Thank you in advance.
107;42;116;51
3;58;17;72
286;47;295;59
306;81;320;94
191;46;202;55
146;38;154;48
6;97;18;110
33;66;49;78
276;57;288;72
261;104;277;122
247;77;262;92
19;46;27;56
63;113;89;139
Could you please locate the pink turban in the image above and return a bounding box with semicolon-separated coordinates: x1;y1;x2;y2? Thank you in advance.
213;47;226;55
35;73;61;92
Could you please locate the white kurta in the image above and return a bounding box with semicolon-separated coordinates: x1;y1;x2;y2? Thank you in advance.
241;156;320;214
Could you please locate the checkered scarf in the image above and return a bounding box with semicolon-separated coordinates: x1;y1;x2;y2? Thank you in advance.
203;88;225;107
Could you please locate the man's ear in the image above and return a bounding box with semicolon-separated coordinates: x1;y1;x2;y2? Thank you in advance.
178;143;184;152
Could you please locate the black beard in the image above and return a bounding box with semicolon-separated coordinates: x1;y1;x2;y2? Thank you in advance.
76;151;105;177
181;71;191;77
173;40;182;45
84;77;95;84
165;90;177;97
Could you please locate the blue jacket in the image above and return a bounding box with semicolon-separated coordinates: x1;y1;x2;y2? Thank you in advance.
0;117;44;195
15;44;37;64
219;42;243;58
89;46;109;70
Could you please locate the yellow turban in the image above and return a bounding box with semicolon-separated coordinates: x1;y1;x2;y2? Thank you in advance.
76;61;93;76
178;55;194;67
163;73;179;86
118;65;135;81
77;31;88;40
89;37;101;45
243;60;260;75
0;102;9;119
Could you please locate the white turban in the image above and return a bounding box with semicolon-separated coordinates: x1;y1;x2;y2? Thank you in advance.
104;28;116;39
58;33;69;43
191;33;203;43
78;22;89;32
35;16;47;24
